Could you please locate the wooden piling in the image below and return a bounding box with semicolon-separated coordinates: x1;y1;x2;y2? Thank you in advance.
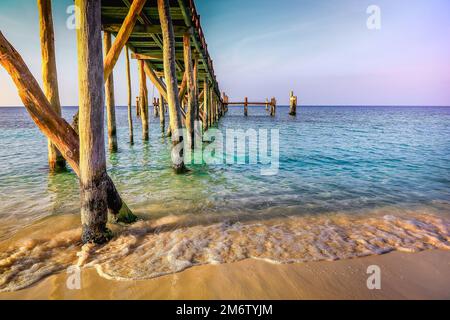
103;31;118;152
265;98;269;112
212;95;216;123
223;92;229;113
203;79;209;131
157;0;186;173
214;95;219;122
37;0;66;172
183;33;195;149
193;57;199;121
136;96;140;118
289;91;297;116
76;0;111;243
159;95;165;132
138;59;149;141
216;95;220;121
209;83;213;127
125;46;134;145
153;97;159;118
270;97;277;117
244;97;249;117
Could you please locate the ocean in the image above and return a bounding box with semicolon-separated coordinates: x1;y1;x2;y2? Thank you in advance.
0;105;449;291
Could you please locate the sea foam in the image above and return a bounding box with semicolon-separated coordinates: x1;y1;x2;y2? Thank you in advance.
0;209;449;292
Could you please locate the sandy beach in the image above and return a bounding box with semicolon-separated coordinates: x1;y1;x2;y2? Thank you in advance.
1;249;449;300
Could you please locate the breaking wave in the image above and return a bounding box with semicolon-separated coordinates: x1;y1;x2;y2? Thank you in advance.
1;208;449;292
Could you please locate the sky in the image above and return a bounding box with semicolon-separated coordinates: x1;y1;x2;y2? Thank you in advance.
0;0;450;106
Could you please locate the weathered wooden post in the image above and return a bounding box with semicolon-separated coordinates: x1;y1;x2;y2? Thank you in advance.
265;98;269;112
209;83;213;127
211;94;215;125
103;31;118;152
159;96;165;132
153;97;159;118
125;46;134;145
76;0;111;243
270;97;277;117
183;32;195;149
138;59;149;141
158;0;186;173
220;94;224;118
38;0;66;172
215;95;219;122
223;93;229;113
216;95;219;121
213;90;216;123
136;96;141;118
244;97;249;117
203;79;209;131
289;90;297;116
193;57;199;121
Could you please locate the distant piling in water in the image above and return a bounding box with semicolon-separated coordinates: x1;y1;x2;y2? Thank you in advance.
289;91;298;116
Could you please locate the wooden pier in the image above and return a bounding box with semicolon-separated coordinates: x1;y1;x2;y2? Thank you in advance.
224;97;278;117
0;0;298;244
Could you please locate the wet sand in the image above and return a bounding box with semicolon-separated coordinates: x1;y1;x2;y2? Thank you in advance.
1;250;449;300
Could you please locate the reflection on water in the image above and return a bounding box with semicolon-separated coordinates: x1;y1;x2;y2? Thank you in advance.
0;106;449;291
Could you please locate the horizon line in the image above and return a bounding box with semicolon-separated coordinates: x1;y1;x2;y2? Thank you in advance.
1;105;450;108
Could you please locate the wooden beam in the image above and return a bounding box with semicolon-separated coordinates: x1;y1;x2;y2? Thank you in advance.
158;0;186;173
103;31;118;152
226;102;275;106
132;52;163;60
178;70;187;102
123;0;185;73
103;0;147;81
131;51;195;61
103;23;190;35
143;60;168;101
0;30;136;227
0;31;79;174
37;0;66;172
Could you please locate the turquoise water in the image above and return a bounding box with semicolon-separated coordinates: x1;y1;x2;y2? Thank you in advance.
1;105;450;289
1;106;449;233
